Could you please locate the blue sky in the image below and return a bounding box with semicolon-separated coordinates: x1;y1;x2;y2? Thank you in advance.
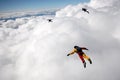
0;0;90;12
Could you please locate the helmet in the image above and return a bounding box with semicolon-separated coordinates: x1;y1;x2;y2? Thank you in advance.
74;46;78;49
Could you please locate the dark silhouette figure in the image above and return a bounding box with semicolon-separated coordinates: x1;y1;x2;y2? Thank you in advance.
82;8;89;14
47;19;53;22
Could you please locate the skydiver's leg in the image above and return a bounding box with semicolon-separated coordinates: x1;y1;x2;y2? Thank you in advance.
87;11;89;14
83;53;92;64
78;54;86;68
88;58;92;64
78;54;85;63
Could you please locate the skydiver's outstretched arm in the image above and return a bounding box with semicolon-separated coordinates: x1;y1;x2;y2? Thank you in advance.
67;49;77;56
81;47;88;50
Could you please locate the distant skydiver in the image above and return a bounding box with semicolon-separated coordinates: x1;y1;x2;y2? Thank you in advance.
47;19;53;22
67;46;92;68
82;8;89;14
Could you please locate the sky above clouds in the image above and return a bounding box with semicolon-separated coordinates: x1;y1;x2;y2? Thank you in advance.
0;0;89;12
0;0;120;80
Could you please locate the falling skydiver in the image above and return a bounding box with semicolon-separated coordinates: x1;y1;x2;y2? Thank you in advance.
67;46;92;68
47;19;53;22
82;8;89;14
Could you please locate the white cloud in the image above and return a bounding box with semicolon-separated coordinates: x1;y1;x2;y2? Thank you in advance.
0;9;57;20
89;0;120;8
0;0;120;80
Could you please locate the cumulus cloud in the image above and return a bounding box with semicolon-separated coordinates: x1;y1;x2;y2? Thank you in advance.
0;0;120;80
89;0;116;7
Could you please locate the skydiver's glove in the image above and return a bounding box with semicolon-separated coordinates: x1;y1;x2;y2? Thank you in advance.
67;54;70;56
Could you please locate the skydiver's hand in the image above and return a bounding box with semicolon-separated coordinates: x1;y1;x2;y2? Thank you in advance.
86;48;89;50
67;54;70;56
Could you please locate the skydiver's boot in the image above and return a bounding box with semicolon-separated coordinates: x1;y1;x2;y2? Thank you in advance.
83;62;86;68
88;58;92;64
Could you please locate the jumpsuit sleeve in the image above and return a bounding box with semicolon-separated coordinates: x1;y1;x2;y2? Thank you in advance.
69;49;77;55
81;47;88;50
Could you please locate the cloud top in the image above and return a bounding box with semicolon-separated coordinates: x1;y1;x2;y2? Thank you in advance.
0;0;120;80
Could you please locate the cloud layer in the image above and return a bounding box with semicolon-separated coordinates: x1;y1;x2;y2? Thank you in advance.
0;0;120;80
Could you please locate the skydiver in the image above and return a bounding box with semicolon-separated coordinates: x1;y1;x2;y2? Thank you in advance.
67;46;92;68
82;8;89;14
47;19;53;22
